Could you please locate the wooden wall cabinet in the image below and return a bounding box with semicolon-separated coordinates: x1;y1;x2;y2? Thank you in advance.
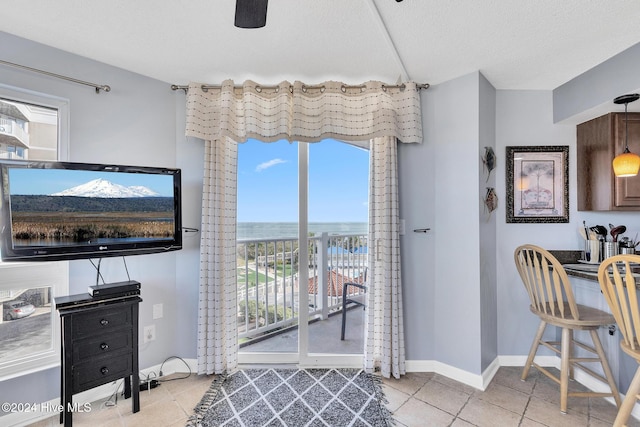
577;112;640;211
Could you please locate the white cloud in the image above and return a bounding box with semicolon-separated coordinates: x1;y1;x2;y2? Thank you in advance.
256;158;286;172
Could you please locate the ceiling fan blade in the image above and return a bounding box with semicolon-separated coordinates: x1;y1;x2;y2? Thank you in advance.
235;0;268;29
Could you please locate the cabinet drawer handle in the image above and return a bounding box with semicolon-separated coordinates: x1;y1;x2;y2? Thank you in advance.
100;367;109;375
100;319;109;326
100;343;109;351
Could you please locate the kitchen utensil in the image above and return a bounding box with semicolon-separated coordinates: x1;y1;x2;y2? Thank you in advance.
610;225;627;242
578;226;588;241
590;225;608;240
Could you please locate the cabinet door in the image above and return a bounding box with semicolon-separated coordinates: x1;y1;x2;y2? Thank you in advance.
614;113;640;207
577;114;614;211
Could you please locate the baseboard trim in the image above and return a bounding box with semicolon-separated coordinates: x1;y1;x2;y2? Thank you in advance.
405;359;489;390
407;355;640;422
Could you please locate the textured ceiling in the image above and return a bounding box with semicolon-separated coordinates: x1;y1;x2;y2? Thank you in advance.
1;0;640;90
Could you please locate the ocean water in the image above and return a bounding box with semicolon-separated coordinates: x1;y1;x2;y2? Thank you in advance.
237;222;367;240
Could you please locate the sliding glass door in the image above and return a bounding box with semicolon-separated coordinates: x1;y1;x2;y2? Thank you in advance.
237;139;368;367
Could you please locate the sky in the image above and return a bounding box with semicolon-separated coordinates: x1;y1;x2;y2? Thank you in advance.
237;138;369;222
7;168;175;197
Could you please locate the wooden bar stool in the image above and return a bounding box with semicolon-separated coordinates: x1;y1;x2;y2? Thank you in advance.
514;244;621;413
598;254;640;426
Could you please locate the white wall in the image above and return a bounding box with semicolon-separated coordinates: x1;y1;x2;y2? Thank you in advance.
0;31;199;406
495;90;576;358
397;92;436;361
173;95;204;357
479;73;498;371
429;72;484;374
554;42;640;124
400;71;498;376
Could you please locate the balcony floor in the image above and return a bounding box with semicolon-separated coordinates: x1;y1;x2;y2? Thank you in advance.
240;306;365;354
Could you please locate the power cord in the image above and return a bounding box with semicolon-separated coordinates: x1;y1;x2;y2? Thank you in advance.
137;356;191;392
139;370;160;392
158;355;192;382
103;380;124;407
140;379;159;391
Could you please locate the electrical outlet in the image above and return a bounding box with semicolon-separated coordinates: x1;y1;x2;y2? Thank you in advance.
144;325;156;343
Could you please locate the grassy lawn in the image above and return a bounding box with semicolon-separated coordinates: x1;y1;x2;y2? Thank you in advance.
273;264;294;277
237;268;268;286
237;264;296;287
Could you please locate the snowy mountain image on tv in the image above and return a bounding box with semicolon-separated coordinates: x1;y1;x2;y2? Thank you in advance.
8;170;176;247
50;178;161;198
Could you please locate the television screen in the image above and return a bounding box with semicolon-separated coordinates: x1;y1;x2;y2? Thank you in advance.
0;160;182;261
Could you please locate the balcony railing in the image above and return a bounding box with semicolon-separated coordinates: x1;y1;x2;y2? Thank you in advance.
236;232;367;342
0;117;29;148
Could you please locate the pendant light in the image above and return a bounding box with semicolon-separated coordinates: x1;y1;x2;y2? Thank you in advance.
612;93;640;177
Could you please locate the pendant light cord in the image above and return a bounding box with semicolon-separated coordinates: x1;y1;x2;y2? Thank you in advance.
625;101;630;153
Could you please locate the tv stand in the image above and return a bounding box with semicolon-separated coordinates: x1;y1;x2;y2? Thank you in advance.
55;291;142;427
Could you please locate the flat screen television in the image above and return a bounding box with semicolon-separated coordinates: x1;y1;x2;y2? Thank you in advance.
0;160;182;261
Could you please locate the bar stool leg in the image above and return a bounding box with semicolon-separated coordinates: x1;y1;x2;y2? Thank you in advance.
522;320;546;380
590;329;621;408
614;366;640;427
560;327;571;414
568;329;575;381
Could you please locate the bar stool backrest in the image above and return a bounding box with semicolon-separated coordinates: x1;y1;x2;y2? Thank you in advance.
514;244;580;321
598;254;640;352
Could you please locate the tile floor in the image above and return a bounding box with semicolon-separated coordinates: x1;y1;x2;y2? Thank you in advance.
383;367;640;427
25;366;640;427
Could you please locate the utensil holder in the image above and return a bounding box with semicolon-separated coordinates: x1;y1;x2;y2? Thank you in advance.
620;247;636;255
604;242;618;259
584;240;600;263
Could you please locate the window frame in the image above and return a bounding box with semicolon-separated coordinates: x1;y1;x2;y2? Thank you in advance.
0;84;69;380
0;83;69;161
0;262;68;380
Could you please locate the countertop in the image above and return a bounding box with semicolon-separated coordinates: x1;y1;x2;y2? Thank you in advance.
562;263;600;281
547;250;597;281
548;249;639;282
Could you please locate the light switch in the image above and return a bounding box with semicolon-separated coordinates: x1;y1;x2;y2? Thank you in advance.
153;303;163;319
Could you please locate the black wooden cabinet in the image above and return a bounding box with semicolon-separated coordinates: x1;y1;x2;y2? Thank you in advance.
55;293;141;427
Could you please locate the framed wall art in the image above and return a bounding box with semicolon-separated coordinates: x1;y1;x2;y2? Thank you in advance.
506;145;569;223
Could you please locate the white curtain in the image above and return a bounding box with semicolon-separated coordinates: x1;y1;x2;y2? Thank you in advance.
196;138;238;375
365;136;405;378
185;80;422;144
185;80;421;376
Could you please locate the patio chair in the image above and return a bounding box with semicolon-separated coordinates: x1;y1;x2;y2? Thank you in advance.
598;254;640;427
514;244;621;413
340;268;367;340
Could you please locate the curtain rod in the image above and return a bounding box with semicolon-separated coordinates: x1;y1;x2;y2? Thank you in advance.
170;82;429;94
0;59;111;94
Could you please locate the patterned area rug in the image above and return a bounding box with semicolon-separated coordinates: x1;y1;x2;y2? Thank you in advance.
187;368;394;427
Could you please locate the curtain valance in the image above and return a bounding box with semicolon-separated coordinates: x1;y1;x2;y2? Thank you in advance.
185;80;423;144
